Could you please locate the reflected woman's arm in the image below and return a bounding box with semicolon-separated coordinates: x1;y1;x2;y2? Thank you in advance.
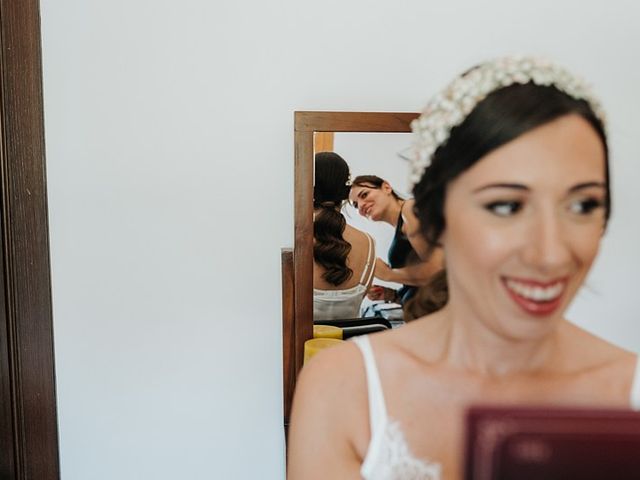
372;199;444;286
374;255;442;285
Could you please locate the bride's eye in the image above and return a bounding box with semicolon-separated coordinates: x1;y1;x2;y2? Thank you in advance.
485;200;523;217
569;197;604;215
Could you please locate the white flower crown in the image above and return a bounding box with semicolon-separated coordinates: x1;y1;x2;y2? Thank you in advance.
409;55;606;187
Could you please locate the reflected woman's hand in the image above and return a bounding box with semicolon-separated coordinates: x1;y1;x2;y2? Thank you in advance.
367;285;398;303
367;285;386;301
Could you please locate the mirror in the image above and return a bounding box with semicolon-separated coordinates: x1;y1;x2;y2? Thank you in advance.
312;132;412;322
283;111;418;425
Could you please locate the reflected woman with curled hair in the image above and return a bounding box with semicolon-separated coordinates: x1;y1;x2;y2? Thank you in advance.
290;57;640;479
313;152;376;320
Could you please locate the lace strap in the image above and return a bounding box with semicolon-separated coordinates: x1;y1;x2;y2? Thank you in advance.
630;355;640;411
352;336;388;433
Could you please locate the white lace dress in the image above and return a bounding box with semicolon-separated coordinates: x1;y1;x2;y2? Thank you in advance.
353;335;442;479
352;335;640;480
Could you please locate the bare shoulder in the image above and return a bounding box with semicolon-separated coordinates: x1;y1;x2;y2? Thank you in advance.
402;198;416;211
344;224;373;244
294;340;367;402
559;321;637;404
400;199;418;227
561;321;636;367
287;341;369;479
367;314;448;368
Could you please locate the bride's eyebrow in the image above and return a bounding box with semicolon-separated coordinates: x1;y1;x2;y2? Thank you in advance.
472;183;528;193
569;181;606;193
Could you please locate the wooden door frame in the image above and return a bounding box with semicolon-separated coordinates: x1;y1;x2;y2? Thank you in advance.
0;0;60;478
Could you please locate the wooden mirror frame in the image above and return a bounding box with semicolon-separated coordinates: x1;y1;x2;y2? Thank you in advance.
283;111;419;427
0;1;60;479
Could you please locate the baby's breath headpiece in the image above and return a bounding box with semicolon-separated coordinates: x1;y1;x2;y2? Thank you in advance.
409;55;606;186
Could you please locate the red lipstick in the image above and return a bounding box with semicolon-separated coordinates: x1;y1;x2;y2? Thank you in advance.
502;277;567;317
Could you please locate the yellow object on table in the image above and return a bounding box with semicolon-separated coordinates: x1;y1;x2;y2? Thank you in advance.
304;338;343;364
313;325;343;340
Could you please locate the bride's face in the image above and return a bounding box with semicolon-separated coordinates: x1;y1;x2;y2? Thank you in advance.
441;114;607;340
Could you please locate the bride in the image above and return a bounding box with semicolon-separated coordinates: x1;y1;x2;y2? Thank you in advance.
287;56;640;480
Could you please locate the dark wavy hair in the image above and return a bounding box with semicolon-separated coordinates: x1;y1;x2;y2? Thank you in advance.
411;82;609;314
314;152;353;286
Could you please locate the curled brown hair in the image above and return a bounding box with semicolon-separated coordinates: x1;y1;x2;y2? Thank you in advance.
314;152;353;286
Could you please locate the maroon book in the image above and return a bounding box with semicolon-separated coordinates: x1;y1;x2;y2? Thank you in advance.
465;406;640;480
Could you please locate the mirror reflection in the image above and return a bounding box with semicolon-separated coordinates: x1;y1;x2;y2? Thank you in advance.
312;132;443;329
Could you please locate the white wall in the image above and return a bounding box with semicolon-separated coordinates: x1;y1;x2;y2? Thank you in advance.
40;0;640;478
